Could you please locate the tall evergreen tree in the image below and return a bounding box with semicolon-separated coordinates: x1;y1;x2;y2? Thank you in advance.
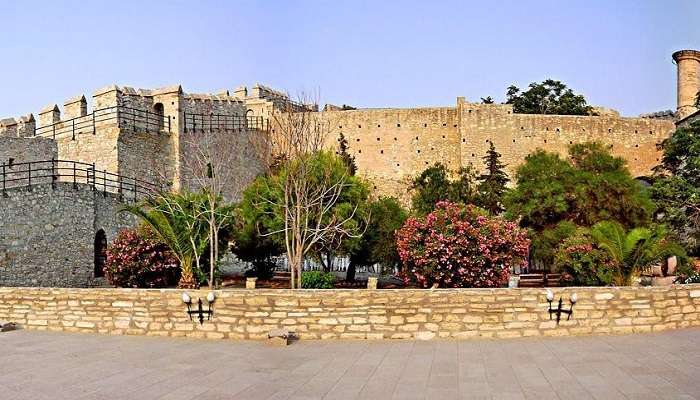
338;133;357;175
477;142;509;214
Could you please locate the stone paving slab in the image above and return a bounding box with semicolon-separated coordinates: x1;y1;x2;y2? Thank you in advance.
0;329;698;399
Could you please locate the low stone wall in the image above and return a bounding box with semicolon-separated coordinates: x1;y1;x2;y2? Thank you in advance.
0;286;698;340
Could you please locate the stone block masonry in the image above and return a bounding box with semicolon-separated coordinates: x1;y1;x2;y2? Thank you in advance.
0;285;698;340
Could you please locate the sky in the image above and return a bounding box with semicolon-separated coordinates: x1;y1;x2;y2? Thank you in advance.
0;0;698;118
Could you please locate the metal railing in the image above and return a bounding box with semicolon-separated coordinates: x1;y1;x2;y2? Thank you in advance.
182;112;268;133
34;106;171;139
0;159;161;201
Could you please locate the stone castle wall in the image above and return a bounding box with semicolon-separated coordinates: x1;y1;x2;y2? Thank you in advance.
0;285;697;340
0;137;57;165
316;100;676;201
0;183;137;287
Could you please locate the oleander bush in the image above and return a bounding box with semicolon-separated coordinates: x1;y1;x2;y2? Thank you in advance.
553;229;615;286
301;271;336;289
105;227;180;288
396;201;530;288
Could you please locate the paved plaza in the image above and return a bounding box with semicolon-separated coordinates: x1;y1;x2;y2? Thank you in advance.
0;329;698;400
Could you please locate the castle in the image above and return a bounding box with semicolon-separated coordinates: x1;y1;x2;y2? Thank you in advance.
0;50;699;287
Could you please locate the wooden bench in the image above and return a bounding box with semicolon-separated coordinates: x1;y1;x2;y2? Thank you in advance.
518;273;562;288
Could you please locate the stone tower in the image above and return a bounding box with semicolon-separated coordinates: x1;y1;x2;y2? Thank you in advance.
672;49;700;120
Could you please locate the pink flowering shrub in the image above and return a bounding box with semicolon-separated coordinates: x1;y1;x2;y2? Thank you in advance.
105;228;180;288
396;202;529;288
553;230;615;286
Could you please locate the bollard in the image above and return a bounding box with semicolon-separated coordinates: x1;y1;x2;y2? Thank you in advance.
367;277;378;290
246;277;257;289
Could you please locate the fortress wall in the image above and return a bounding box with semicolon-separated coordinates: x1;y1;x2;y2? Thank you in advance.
0;137;57;165
55;127;121;174
317;107;460;201
117;130;175;188
458;101;676;178
0;183;136;287
0;137;58;189
177;128;267;202
183;95;246;116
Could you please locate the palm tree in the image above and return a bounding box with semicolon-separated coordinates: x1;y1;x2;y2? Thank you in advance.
590;221;685;286
121;192;210;289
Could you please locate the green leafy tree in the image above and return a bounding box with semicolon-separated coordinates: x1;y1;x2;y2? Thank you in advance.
480;96;495;104
506;79;593;115
651;121;700;255
590;221;686;286
348;197;408;281
477;142;509;214
238;151;369;279
505;143;655;268
410;163;478;215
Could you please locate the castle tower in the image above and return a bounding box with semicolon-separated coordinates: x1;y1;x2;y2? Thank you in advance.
672;49;700;120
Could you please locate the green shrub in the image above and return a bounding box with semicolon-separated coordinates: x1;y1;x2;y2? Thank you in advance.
553;229;615;286
301;271;335;289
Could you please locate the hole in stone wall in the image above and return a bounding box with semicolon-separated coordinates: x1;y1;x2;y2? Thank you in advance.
356;138;360;142
377;124;381;127
649;130;653;134
424;123;427;127
394;137;397;141
544;139;547;143
415;136;419;140
442;123;447;126
397;123;401;127
608;128;612;132
513;139;516;143
442;135;445;139
358;124;362;128
380;150;384;154
396;163;400;167
8;158;14;166
462;138;466;143
556;128;560;132
377;137;380;141
358;149;362;154
417;150;421;154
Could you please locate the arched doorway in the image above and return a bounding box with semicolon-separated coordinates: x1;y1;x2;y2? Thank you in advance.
94;229;107;278
153;103;165;130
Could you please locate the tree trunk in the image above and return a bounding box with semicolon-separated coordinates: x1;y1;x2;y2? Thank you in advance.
346;259;357;282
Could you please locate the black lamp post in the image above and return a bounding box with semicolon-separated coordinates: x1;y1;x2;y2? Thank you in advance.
546;289;577;324
182;291;216;325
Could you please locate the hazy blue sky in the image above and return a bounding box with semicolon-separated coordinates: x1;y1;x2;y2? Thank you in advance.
0;0;698;118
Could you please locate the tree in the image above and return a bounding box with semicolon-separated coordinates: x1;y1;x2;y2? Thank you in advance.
396;202;530;288
505;79;593;115
348;197;408;281
337;132;357;175
477;142;509;214
505;143;655;268
506;143;653;230
480;96;495;104
121;192;211;288
410;163;478;215
251;96;366;288
590;221;685;286
180;124;266;289
651;121;700;255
